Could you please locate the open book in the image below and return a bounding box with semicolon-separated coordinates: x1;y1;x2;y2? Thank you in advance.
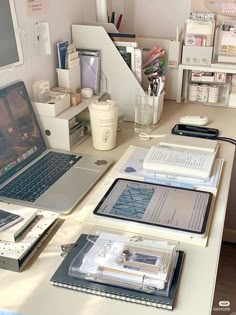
143;135;219;179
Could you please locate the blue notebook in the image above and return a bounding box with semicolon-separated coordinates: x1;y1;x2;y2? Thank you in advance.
50;234;184;310
57;40;69;69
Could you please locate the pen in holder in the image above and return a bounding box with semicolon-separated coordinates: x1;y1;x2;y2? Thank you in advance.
147;77;165;125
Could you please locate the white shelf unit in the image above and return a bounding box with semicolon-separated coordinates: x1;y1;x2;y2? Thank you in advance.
176;63;236;106
35;96;100;151
71;24;179;121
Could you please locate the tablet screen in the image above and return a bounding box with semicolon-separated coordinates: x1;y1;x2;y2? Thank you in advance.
93;178;213;236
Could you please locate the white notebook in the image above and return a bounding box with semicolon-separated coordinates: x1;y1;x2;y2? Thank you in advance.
143;136;219;179
159;135;218;152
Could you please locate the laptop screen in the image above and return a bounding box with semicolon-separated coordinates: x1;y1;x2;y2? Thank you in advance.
0;81;46;185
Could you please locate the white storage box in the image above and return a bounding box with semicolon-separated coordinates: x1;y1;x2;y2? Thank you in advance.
182;45;213;66
32;94;70;117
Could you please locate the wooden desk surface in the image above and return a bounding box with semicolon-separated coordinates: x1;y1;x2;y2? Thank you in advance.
0;101;235;315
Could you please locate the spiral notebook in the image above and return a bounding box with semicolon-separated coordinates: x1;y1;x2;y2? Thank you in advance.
50;234;184;310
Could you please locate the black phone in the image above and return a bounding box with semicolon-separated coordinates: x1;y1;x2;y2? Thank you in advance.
171;124;219;139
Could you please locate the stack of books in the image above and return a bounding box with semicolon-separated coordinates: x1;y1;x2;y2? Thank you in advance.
50;231;184;310
56;41;80;70
0;202;60;272
143;134;219;180
108;32;142;84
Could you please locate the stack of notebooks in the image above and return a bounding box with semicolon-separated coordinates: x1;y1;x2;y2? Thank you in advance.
143;135;219;180
0;202;60;272
108;32;142;84
50;231;184;310
56;41;80;70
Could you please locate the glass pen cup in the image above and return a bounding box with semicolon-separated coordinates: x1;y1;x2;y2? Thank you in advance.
134;93;154;134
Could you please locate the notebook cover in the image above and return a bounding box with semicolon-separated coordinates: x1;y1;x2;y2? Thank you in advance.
0;209;22;232
50;234;184;310
79;54;100;95
0;207;38;242
0;210;59;272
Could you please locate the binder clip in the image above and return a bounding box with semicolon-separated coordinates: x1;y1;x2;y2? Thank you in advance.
60;243;76;257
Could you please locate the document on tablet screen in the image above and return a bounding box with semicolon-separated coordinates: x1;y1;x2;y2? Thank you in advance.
94;178;212;235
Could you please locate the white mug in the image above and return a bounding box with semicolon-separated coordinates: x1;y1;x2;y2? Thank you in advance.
89;100;118;150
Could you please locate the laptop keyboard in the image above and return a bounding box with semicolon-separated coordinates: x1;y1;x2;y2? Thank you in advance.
0;151;81;202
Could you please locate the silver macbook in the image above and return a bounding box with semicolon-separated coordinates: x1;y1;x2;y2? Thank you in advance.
0;81;113;214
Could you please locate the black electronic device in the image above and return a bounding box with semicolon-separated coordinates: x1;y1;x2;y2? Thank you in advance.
171;124;219;139
93;178;213;237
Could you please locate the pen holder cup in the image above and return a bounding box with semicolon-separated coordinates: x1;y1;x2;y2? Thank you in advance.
56;63;81;92
153;91;165;125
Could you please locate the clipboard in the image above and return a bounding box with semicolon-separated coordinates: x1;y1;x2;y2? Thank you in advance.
93;178;213;238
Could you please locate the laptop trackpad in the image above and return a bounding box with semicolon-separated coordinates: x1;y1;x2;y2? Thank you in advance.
73;155;110;171
35;167;102;213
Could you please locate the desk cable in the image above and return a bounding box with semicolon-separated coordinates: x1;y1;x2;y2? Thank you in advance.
216;136;236;145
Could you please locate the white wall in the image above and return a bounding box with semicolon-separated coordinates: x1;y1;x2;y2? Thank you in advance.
0;0;82;96
106;0;191;39
0;0;213;98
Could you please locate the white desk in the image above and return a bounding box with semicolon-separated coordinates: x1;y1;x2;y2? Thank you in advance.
0;101;235;315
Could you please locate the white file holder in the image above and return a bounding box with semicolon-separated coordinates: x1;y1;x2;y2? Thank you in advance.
56;63;81;92
72;25;178;121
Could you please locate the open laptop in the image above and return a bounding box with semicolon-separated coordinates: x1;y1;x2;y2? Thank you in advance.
0;81;113;214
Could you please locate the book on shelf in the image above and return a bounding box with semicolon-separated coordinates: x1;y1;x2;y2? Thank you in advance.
115;45;135;72
108;32;139;78
143;135;219;179
65;43;80;69
57;40;69;69
0;204;38;242
108;32;136;42
113;41;138;48
0;209;60;272
50;233;184;310
0;209;22;232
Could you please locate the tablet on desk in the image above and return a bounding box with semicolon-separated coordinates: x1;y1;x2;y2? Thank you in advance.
93;178;213;238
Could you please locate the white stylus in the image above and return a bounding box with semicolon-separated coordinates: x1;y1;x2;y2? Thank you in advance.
139;133;168;141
